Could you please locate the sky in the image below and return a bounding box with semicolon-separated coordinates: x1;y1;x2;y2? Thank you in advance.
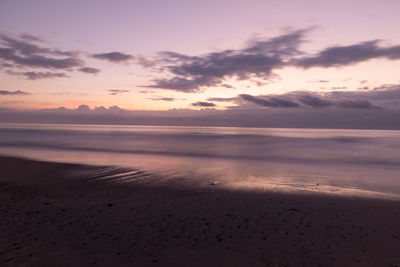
1;0;400;128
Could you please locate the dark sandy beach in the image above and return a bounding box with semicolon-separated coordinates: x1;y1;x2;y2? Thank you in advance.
0;156;400;267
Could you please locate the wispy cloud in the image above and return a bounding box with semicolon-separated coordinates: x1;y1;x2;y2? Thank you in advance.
0;33;82;69
206;97;239;102
0;33;100;79
295;40;400;68
6;70;68;80
0;90;30;95
191;101;217;107
92;52;134;63
240;94;300;108
19;33;44;42
108;89;130;95
78;67;100;74
147;97;176;101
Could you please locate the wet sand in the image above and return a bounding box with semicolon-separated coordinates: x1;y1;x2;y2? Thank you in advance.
0;156;400;266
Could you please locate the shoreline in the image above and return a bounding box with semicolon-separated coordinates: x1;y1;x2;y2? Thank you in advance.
1;156;400;266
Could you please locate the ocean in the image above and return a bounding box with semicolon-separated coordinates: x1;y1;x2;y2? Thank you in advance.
1;123;400;199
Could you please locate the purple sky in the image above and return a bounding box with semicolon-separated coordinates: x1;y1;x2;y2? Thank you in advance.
1;0;400;128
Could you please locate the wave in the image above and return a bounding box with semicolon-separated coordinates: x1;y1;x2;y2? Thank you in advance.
1;140;400;167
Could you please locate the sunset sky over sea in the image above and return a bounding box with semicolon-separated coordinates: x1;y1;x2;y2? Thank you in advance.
2;2;400;265
1;0;400;128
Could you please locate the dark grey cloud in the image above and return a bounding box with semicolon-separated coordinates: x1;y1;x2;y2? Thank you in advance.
145;29;309;92
77;104;91;112
258;86;400;110
240;94;300;108
0;33;101;80
6;70;68;80
296;40;400;68
108;89;130;95
327;85;400;101
0;90;30;96
191;101;217;107
206;97;239;102
298;94;333;108
92;52;134;63
201;85;400;111
337;99;376;109
229;85;400;110
296;93;376;109
146;76;217;92
78;67;100;74
0;34;82;69
148;97;175;101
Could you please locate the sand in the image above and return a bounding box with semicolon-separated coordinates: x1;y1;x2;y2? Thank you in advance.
0;156;400;267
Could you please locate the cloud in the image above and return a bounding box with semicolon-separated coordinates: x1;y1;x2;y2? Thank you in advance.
337;99;377;109
146;77;215;92
78;67;100;74
0;33;101;80
0;34;83;69
239;94;300;108
2;102;398;130
333;85;398;106
2;86;400;129
77;104;91;112
298;94;333;108
191;101;217;107
136;56;155;68
19;33;44;42
295;40;400;68
92;52;134;63
147;97;175;101
240;86;399;110
108;89;130;95
6;70;68;80
206;97;239;102
145;29;309;92
0;90;30;95
297;93;376;109
138;90;157;94
141;30;400;92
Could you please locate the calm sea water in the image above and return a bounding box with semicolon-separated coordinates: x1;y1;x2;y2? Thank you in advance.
1;123;400;199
